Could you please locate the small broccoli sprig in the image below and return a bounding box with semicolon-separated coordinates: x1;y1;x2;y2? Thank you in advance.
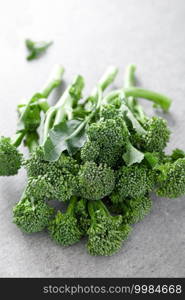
156;158;185;198
25;39;53;61
111;195;152;225
87;200;131;256
0;135;23;176
123;65;171;153
24;147;79;202
48;196;82;246
111;164;155;203
13;197;54;233
81;117;128;167
78;161;115;200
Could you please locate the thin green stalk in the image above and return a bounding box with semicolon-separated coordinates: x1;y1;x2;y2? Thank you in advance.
41;65;65;98
11;131;26;147
87;66;118;101
42;107;57;143
25;132;39;153
88;201;96;222
124;64;136;88
124;87;171;112
66;196;77;215
98;200;110;217
103;87;171;112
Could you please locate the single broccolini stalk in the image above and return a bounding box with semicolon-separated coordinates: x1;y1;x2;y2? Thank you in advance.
87;200;131;256
13;195;54;233
48;196;83;246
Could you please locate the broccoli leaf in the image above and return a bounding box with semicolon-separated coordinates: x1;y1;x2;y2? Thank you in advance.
25;39;53;61
123;142;144;166
43;119;87;161
121;103;146;135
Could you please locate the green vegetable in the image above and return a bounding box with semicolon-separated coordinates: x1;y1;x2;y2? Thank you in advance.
156;158;185;198
25;39;53;60
13;197;54;233
48;196;82;245
2;63;184;257
0;65;64;176
111;164;155;203
87;200;131;256
111;195;152;225
78;161;115;200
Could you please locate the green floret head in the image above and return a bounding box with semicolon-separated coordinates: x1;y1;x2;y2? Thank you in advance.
25;175;53;200
156;158;185;198
78;161;115;200
57;153;80;175
111;164;155;203
48;197;82;246
122;195;152;224
0;137;22;176
81;141;100;162
13;198;54;233
142;116;170;152
50;173;77;202
87;201;131;256
25;148;78;202
81;117;128;167
24;146;47;177
100;104;120;120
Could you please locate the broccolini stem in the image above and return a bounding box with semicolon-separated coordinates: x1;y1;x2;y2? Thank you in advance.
53;88;71;125
38;99;50;112
124;87;172;112
54;75;84;125
88;201;96;222
25;132;39;153
11;131;26;147
42;107;57;143
103;87;171;112
98;200;111;216
66;196;77;215
40;65;65;98
124;64;136;88
88;66;118;101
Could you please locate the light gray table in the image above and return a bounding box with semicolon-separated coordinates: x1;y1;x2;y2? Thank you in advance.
0;0;185;277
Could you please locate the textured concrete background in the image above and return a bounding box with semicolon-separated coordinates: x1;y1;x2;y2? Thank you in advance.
0;0;185;277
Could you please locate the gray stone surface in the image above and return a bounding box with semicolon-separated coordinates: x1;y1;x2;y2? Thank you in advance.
0;0;185;278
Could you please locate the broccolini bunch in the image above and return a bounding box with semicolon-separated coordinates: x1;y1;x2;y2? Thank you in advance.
1;63;184;256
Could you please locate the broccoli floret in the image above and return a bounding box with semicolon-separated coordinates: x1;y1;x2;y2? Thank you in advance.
78;161;115;200
81;117;128;167
100;104;121;120
142;117;170;152
111;164;154;203
13;197;54;233
25;175;53;200
24;148;78;201
87;200;131;256
48;197;82;246
156;158;185;198
0;136;23;176
75;199;90;235
81;141;100;163
111;195;152;224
